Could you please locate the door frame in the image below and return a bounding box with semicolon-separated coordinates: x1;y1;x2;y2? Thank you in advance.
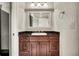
0;5;1;54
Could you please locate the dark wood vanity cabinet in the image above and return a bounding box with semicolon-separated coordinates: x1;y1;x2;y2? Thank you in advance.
19;32;59;56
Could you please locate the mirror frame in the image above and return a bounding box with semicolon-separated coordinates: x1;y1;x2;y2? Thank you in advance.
29;11;52;27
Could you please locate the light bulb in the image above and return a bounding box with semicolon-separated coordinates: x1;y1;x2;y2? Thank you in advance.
37;3;41;7
43;3;48;7
31;3;35;7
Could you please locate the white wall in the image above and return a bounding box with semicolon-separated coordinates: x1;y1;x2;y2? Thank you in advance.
54;2;79;56
11;2;79;56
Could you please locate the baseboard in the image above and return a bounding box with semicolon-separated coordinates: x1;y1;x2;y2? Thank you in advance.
0;49;9;56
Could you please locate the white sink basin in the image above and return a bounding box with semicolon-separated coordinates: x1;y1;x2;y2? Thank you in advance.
31;33;47;35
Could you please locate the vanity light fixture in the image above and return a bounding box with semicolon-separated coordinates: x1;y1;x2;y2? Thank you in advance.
30;2;48;7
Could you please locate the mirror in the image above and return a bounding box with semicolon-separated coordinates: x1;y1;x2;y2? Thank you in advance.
29;11;51;28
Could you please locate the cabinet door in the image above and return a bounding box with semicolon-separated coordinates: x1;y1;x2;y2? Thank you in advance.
19;41;30;56
19;36;30;56
30;36;50;56
49;39;59;56
39;41;50;56
30;41;39;56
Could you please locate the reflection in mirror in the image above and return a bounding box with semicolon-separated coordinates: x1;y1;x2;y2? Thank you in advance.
29;12;50;27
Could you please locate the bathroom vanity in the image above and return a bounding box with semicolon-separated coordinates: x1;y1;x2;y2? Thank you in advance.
19;31;59;56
